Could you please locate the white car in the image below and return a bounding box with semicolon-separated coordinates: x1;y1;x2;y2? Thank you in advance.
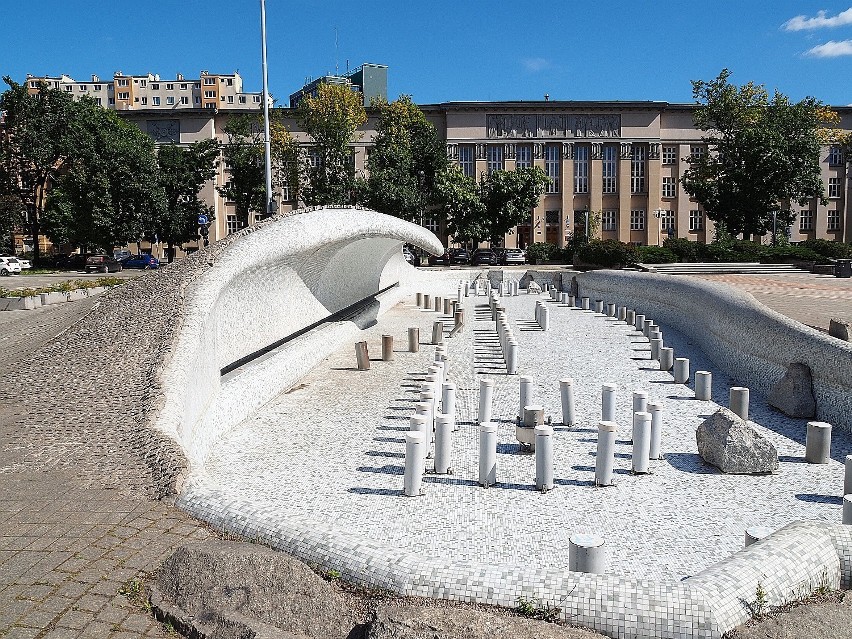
0;256;22;276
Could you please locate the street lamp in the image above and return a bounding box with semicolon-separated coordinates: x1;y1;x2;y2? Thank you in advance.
260;0;274;216
583;207;590;241
772;210;778;246
653;209;666;246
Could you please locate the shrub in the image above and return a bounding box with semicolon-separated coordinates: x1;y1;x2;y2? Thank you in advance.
576;239;639;269
525;242;559;264
662;237;701;262
798;239;852;260
637;246;678;264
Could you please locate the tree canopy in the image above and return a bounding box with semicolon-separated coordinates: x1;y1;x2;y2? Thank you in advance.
296;82;366;206
681;69;838;238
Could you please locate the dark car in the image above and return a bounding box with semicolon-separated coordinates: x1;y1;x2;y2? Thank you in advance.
499;248;527;265
121;254;160;269
56;253;92;271
427;251;452;266
471;249;497;266
85;255;123;273
449;248;470;265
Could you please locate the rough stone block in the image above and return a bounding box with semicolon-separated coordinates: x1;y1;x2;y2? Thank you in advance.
829;318;850;342
768;362;816;418
696;408;778;474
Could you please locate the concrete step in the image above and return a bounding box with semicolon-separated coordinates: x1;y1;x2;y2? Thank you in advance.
639;262;808;276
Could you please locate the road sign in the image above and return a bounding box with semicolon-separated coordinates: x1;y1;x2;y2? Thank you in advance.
197;214;209;226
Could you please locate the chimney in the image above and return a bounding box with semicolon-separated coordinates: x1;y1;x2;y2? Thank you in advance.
177;73;184;81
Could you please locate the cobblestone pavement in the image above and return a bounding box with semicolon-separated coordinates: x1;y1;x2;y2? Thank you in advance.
692;272;852;333
197;283;850;583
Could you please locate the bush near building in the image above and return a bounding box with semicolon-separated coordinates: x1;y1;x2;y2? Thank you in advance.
576;240;640;269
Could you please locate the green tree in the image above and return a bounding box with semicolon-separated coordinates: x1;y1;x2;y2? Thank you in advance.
363;95;448;221
437;166;487;244
151;139;219;261
0;77;76;264
480;167;550;245
297;82;366;206
0;194;23;253
42;97;163;254
681;69;837;238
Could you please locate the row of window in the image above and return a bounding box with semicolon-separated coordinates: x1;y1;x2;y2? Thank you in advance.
598;209;704;232
95;94;258;106
660;145;845;166
800;209;842;231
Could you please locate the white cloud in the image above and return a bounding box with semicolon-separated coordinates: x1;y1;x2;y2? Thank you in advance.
804;39;852;57
522;57;551;72
782;8;852;31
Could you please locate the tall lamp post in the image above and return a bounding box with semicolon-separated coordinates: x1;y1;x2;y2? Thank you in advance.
583;206;590;241
260;0;275;217
653;209;666;246
772;210;778;246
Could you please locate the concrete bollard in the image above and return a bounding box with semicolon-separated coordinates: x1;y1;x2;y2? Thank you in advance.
541;306;551;331
464;282;470;297
632;391;648;415
408;327;420;352
594;300;604;314
434;413;453;474
424;294;431;309
649;338;662;361
730;387;749;420
443;298;451;316
618;306;627;321
632;411;652;474
674;358;690;384
560;292;568;304
659;347;674;371
568;295;576;306
506;339;519;375
626;309;635;325
416;292;423;307
454;310;464;330
559;378;576;426
432;321;444;345
805;422;832;464
478;379;494;424
381;335;394;361
433;296;442;313
634;313;645;332
535;425;554;491
419;390;435;429
744;526;774;548
648;402;663;460
695;371;712;400
478;422;498;487
581;297;590;310
602;383;617;422
519;376;534;424
442;382;457;430
606;303;616;317
845;496;852;525
403;432;427;497
845;455;852;496
409;413;430;441
596;421;617;487
569;535;606;574
355;341;370;371
643;319;654;337
457;288;462;304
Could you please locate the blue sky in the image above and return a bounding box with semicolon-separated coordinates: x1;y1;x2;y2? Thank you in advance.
3;1;851;106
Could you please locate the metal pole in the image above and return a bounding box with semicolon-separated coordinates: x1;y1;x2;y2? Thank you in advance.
260;0;274;216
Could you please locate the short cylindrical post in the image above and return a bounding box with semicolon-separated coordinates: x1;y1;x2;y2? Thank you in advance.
581;297;590;310
626;309;635;325
535;425;554;491
595;421;617;486
594;300;604;314
416;292;423;307
659;347;674;371
441;382;457;429
845;455;852;496
506;339;519;375
423;294;431;309
569;535;606;574
695;371;712;400
434;413;453;474
519;376;534;423
403;432;427;497
457;288;462;304
744;526;774;547
805;422;832;464
381;335;394;361
649;338;662;361
559;378;576;426
541;306;551;331
601;383;617;422
431;321;444;345
355;341;370;371
643;319;654;337
674;358;690;384
568;295;576;306
434;296;442;313
408;327;420;352
632;391;648;415
419;391;435;430
443;298;451;316
454;310;464;329
634;313;645;332
464;282;470;297
844;496;852;525
618;306;627;321
478;378;494;424
632;411;652;474
560;292;568;304
409;412;430;439
730;387;749;420
648;402;663;460
478;422;498;487
606;303;616;317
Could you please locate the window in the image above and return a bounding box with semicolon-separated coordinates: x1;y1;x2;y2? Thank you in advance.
116;78;128;87
630;209;645;231
227;78;234;86
458;146;474;177
660;210;676;235
79;85;87;91
204;77;216;85
195;96;201;104
117;92;129;100
425;217;440;233
545;210;560;227
166;96;175;105
662;177;677;198
308;148;321;168
194;83;200;89
662;146;677;165
631;146;646;193
829;146;844;166
239;95;247;104
151;83;159;90
226;214;239;235
108;97;115;105
141;97;147;105
487;145;504;174
180;96;189;105
827;209;840;231
515;145;532;168
545;145;560;193
799;209;814;231
140;80;147;88
64;85;73;92
180;83;187;90
690;145;705;160
152;96;160;106
602;209;617;231
253;95;261;103
204;90;216;99
166;83;174;90
574;145;589;194
93;84;101;91
227;95;234;103
221;95;226;101
828;177;841;198
95;98;102;106
689;209;703;231
602;145;617;194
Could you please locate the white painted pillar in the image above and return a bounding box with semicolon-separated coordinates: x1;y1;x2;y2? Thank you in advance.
569;535;606;574
601;383;617;422
478;422;497;487
632;411;652;474
648;402;663;460
805;422;832;464
559;378;576;427
730;387;749;420
478;378;494;424
596;421;617;486
434;413;453;474
403;432;427;497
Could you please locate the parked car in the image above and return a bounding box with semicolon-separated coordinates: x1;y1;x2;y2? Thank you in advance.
499;248;527;265
402;247;417;265
56;253;92;271
85;255;123;273
0;254;30;270
471;249;498;266
120;254;159;269
0;256;22;276
427;251;452;266
449;248;470;265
